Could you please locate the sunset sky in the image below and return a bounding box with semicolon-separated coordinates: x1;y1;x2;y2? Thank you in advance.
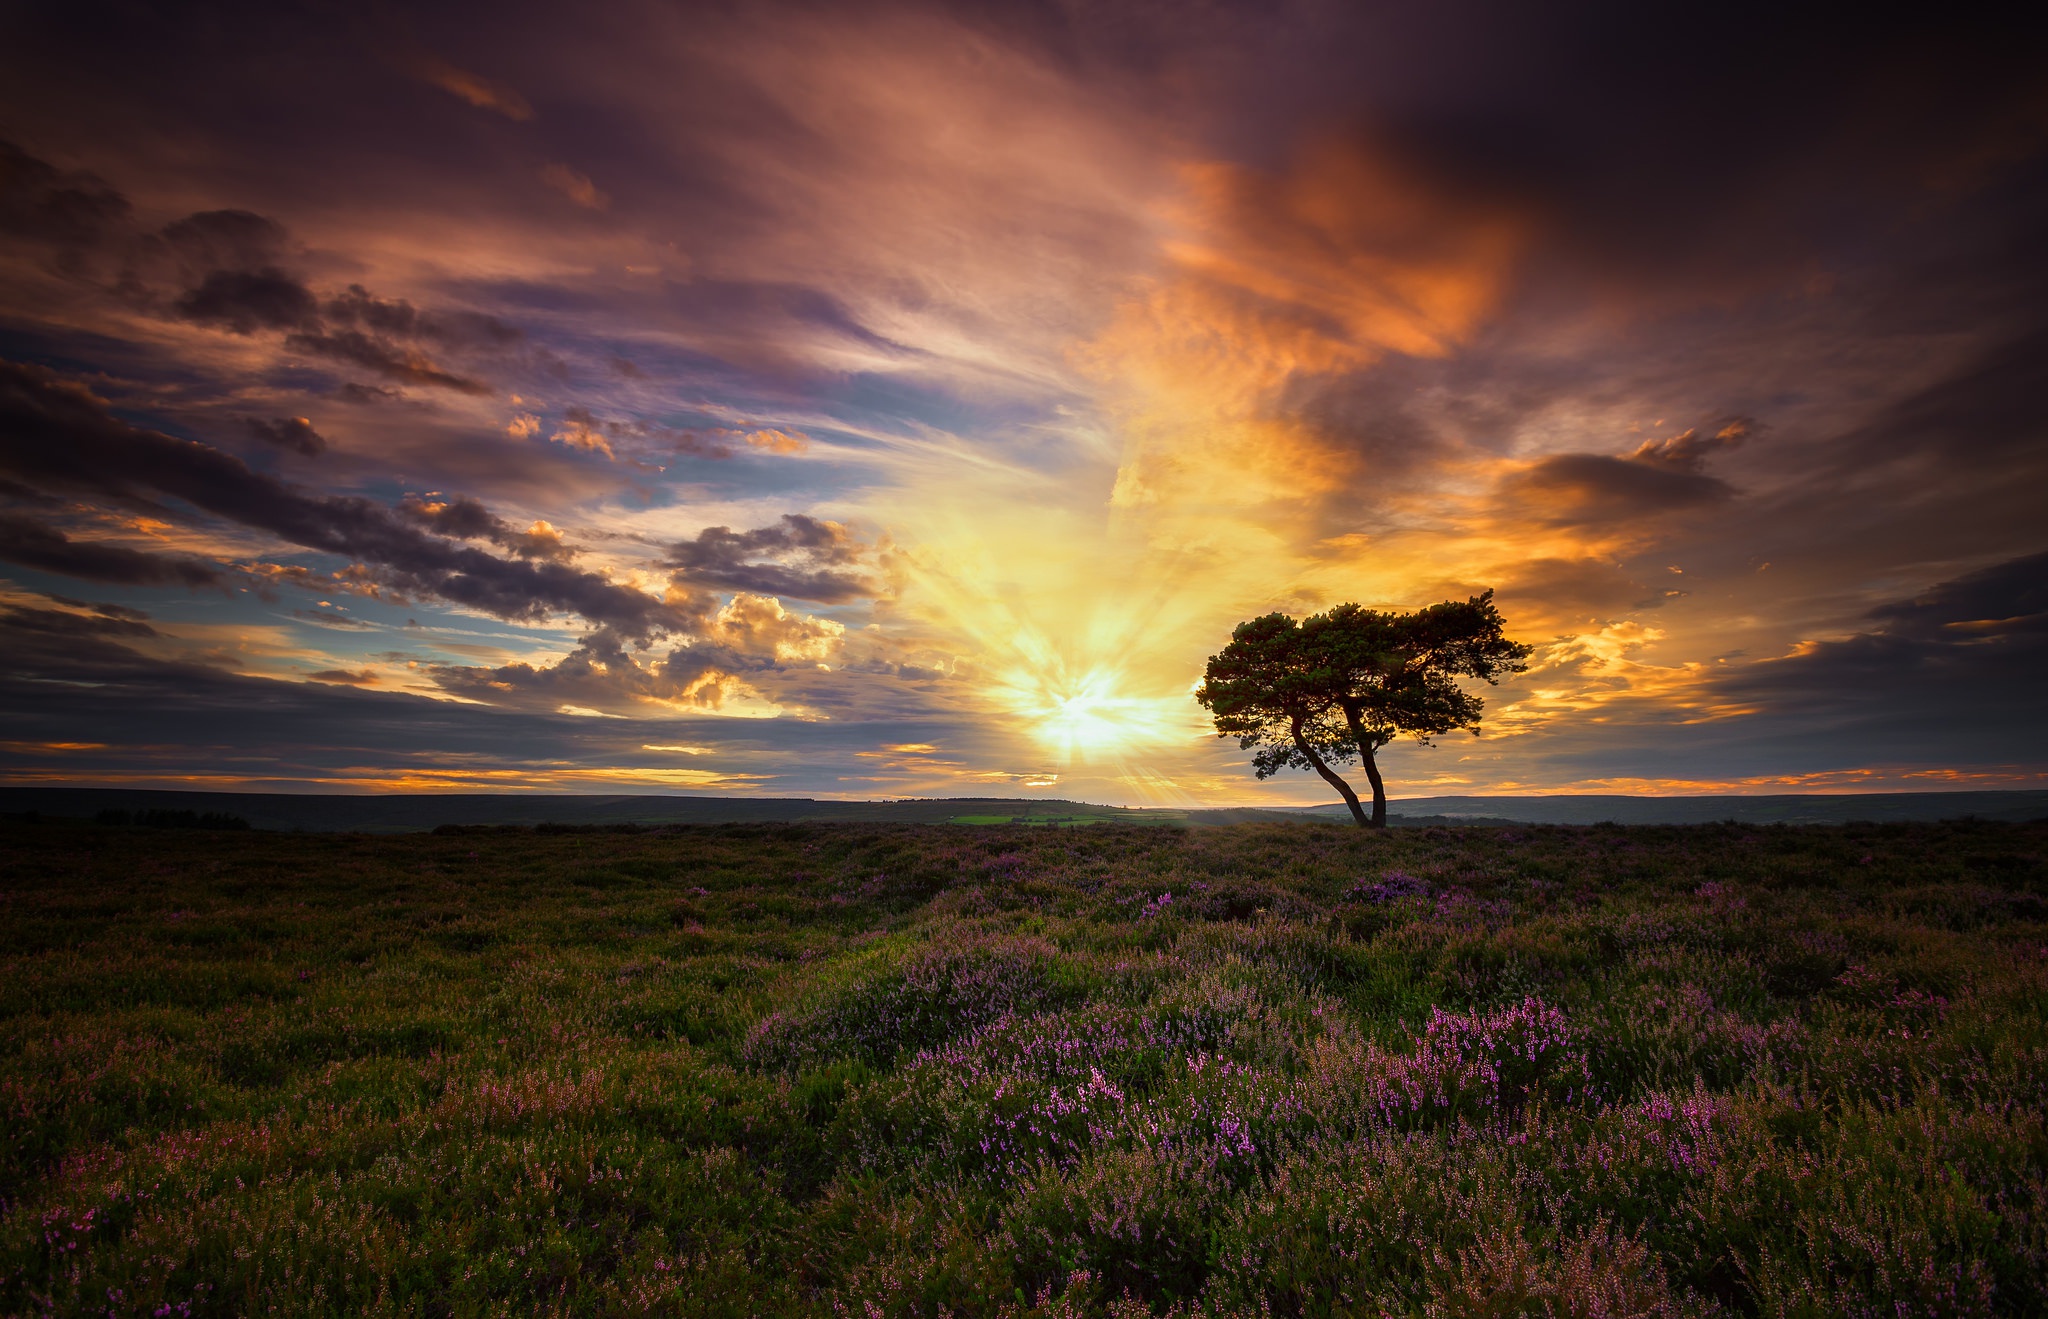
1;1;2044;804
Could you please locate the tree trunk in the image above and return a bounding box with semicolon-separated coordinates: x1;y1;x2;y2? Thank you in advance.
1341;706;1389;829
1360;744;1388;829
1290;716;1368;828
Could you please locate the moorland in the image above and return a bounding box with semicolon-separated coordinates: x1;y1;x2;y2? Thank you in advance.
2;817;2044;1316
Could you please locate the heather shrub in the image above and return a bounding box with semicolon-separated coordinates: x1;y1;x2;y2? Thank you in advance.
996;1145;1232;1304
743;928;1076;1071
3;817;2045;1315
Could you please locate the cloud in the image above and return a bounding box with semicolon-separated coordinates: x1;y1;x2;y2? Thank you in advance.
0;600;158;646
281;329;491;394
1502;423;1752;527
1496;557;1677;625
173;268;320;333
1;4;2045;800
146;208;292;279
0;511;223;588
705;592;844;663
1670;552;2048;763
744;428;809;455
0;139;129;246
396;495;573;560
1629;419;1753;471
427;629;756;715
405;52;534;121
549;408;614;458
117;208;511;395
1505;454;1732;525
1865;551;2048;638
664;514;874;603
0;359;682;637
306;667;378;685
540;163;609;211
244;416;326;456
322;285;521;349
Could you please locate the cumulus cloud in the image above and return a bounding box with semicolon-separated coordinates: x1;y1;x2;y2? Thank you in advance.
1503;423;1753;527
744;428;809;455
664;514;874;603
307;667;378;685
1629;419;1753;471
78;193;511;396
705;592;844;663
173;268;320;333
244;416;326;456
396;494;573;560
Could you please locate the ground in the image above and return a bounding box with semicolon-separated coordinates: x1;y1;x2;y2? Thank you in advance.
2;818;2044;1316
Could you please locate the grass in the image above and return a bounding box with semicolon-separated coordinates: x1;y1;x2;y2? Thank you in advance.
1;816;2044;1316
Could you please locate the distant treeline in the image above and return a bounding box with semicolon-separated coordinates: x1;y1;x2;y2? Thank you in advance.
95;808;251;831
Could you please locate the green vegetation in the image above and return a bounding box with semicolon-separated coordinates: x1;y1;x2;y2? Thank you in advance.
1197;594;1531;827
2;818;2044;1315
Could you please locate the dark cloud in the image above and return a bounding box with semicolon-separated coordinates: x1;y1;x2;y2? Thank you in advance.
1866;551;2048;637
1702;552;2048;748
306;667;377;685
544;407;740;461
0;359;681;637
337;383;405;405
150;209;291;278
1503;452;1733;526
281;329;490;394
0;601;158;650
0;511;223;587
324;285;521;349
1833;326;2048;474
0;601;956;791
173;267;319;334
244;415;326;456
1501;419;1754;526
38;188;509;395
1482;414;1756;531
428;629;728;712
0;139;129;246
397;494;571;560
42;593;151;621
664;514;874;603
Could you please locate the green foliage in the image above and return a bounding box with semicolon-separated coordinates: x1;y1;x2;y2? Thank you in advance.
1;817;2044;1315
1196;592;1531;826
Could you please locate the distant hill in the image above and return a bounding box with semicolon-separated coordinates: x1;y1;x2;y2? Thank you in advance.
0;788;1291;833
1;786;2041;832
1289;791;2048;825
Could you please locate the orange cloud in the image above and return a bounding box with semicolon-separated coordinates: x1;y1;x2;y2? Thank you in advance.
411;54;534;121
539;163;609;211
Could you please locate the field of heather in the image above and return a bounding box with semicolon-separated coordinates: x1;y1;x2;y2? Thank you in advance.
2;818;2045;1317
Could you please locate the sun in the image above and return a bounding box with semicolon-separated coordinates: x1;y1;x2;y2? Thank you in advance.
1008;666;1192;766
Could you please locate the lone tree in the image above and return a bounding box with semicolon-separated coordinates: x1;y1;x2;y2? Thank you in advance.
1195;591;1532;828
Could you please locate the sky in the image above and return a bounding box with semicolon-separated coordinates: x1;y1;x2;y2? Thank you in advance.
0;0;2045;805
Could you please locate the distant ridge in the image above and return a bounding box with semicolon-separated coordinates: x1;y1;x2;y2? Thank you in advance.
1287;791;2048;826
1;786;2043;832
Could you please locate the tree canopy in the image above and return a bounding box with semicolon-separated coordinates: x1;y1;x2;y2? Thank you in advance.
1194;591;1532;827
